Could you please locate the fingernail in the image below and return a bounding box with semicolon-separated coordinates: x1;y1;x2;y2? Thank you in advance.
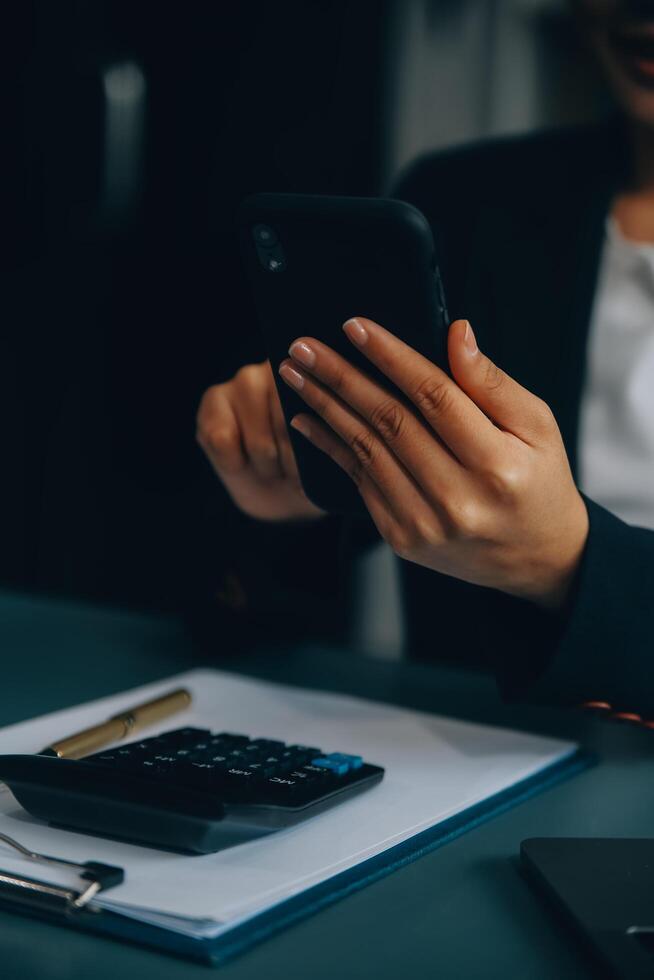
291;415;311;438
343;318;368;347
289;341;316;368
279;362;304;390
463;321;478;355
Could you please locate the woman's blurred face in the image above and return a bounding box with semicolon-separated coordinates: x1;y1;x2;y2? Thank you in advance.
579;1;654;126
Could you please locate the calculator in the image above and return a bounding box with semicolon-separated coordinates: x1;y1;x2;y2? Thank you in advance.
0;728;384;853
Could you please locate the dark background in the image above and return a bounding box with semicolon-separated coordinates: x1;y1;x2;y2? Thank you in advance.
5;2;387;626
5;1;606;653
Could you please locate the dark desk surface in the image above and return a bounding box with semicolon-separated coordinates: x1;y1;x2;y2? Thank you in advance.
1;590;652;979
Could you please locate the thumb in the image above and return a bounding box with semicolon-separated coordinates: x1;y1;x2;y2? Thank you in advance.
447;319;554;442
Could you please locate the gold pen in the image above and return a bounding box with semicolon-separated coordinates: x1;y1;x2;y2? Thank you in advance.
39;688;193;760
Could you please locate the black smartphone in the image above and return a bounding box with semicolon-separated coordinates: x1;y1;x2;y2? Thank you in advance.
238;192;449;515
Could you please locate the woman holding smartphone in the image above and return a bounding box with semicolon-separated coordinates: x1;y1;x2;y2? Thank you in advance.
197;1;654;718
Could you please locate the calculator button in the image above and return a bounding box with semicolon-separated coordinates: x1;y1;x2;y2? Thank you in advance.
92;751;151;772
225;767;256;780
221;768;259;797
138;759;170;778
281;746;320;766
213;733;250;745
288;770;315;782
165;728;211;740
174;761;222;788
249;739;285;752
310;755;350;776
301;764;332;776
245;761;276;777
156;728;210;746
264;775;302;802
185;749;216;763
328;753;364;770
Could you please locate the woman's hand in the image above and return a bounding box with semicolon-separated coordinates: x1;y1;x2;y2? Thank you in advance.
196;361;325;522
279;318;588;610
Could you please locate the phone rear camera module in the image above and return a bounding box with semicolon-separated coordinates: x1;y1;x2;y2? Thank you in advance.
252;224;278;248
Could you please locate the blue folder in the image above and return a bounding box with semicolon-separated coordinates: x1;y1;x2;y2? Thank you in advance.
0;748;589;966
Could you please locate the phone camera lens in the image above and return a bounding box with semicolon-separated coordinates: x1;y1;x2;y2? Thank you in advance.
252;225;285;271
265;254;285;272
253;224;278;247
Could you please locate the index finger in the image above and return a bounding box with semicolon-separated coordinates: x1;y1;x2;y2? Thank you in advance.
341;316;501;468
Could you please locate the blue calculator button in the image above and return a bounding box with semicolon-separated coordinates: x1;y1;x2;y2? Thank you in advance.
311;753;364;775
311;756;349;776
330;753;363;770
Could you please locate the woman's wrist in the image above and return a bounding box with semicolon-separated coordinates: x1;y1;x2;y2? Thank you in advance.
515;494;590;613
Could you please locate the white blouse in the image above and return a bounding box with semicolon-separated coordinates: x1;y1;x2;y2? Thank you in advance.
579;217;654;530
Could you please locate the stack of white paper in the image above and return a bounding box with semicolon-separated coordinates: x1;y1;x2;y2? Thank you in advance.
0;669;577;940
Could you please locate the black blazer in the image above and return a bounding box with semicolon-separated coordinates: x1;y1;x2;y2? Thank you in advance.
391;121;654;719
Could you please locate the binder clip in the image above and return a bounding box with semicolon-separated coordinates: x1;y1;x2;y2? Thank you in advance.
0;831;124;917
